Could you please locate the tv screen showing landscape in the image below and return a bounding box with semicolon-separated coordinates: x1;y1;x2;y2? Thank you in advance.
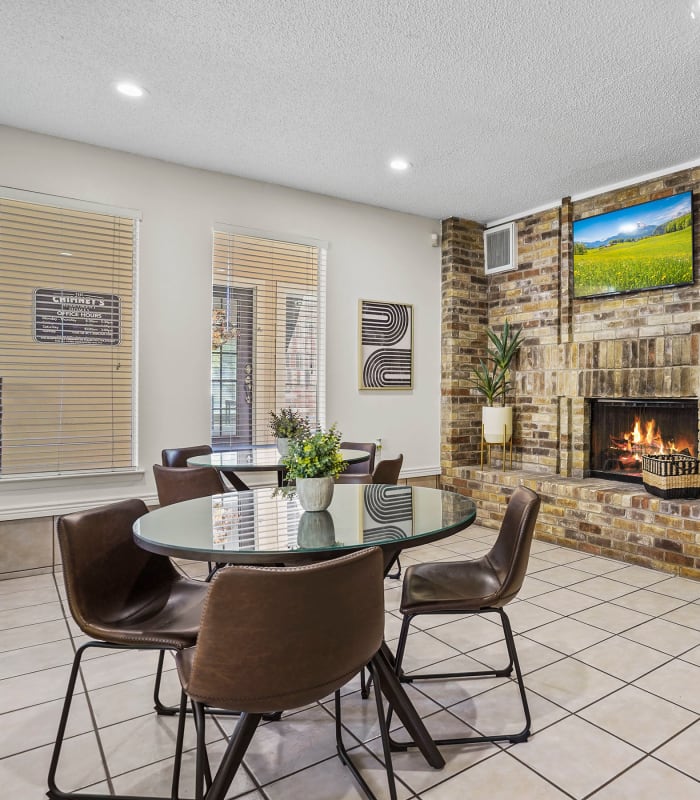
573;191;694;299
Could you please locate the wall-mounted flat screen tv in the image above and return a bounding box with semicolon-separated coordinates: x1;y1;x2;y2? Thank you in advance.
573;191;693;299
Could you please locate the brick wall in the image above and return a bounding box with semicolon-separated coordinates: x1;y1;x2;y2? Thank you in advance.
441;166;700;578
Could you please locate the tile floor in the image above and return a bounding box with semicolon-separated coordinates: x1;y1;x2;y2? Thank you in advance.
1;523;700;799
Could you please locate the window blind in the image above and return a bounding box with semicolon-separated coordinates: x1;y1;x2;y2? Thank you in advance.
211;230;325;448
0;195;136;476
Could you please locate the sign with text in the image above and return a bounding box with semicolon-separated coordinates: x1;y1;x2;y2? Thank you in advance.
34;289;121;345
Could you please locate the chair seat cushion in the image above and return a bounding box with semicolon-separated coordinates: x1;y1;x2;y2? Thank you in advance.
400;558;507;614
85;577;207;649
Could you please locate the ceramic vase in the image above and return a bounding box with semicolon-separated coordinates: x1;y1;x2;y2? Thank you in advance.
296;476;334;511
482;406;513;444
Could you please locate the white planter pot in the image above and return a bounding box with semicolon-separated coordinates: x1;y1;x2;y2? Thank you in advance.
482;406;513;444
276;437;289;457
297;511;335;547
296;476;335;512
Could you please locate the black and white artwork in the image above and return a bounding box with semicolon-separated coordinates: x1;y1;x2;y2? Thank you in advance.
359;300;413;390
362;485;413;544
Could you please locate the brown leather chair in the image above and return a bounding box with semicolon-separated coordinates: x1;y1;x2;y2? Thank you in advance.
372;453;403;484
161;444;213;468
49;499;207;800
335;472;373;484
153;463;227;506
340;441;377;474
173;548;397;800
390;486;541;747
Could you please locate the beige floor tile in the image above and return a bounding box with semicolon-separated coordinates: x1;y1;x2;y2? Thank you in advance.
621;617;700;656
470;634;565;675
654;720;700;781
571;601;651;633
0;617;69;653
572;575;637;601
613;588;688;616
264;749;410;800
523;617;611;655
89;669;183;728
449;678;569;738
575;635;671;681
578;685;697;751
516;575;560;599
535;548;592;566
566;556;627;576
501;600;560;633
0;637;77;680
634;659;700;713
417;615;505;654
112;737;259;799
0;662;77;714
531;564;599;587
0;585;60;611
647;576;700;601
394;629;462;673
680;644;700;667
509;715;641;799
0;731;107;798
420;750;570;799
529;587;601;615
611;565;673;588
0;692;93;758
661;602;700;631
0;600;64;631
523;658;624;712
588;755;700;799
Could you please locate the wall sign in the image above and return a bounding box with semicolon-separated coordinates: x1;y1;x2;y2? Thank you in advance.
359;299;413;390
33;288;121;345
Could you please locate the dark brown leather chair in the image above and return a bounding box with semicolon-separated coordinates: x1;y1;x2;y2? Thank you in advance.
340;441;377;474
391;486;541;747
153;463;227;507
335;472;373;484
372;453;403;484
173;548;397;800
161;444;213;468
48;499;207;800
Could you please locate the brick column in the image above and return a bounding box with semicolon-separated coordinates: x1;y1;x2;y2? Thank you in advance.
441;217;487;491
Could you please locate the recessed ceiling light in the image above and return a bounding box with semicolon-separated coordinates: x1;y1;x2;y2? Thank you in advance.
58;251;72;256
114;81;147;98
389;158;412;171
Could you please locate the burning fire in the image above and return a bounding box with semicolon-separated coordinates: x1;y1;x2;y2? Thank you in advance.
611;416;695;469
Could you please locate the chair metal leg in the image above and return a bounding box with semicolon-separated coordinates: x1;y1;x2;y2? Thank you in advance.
389;607;531;748
48;641;182;800
203;712;262;800
335;663;397;800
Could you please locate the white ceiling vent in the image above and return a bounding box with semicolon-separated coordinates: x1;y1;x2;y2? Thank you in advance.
484;221;517;274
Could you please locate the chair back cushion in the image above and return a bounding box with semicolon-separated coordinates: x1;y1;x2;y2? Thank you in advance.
154;464;226;506
161;445;213;468
372;454;403;484
340;441;376;474
57;499;179;639
488;486;541;604
179;547;384;713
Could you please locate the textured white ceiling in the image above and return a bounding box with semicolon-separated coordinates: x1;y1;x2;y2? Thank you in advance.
0;0;698;223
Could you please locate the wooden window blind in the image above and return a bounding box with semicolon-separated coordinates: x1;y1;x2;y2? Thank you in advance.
0;193;136;476
211;230;325;448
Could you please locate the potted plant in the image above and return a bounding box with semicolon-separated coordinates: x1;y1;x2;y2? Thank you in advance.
282;424;347;511
469;320;523;445
269;407;311;456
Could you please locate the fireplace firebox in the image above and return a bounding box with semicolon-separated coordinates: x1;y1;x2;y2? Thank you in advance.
589;398;698;483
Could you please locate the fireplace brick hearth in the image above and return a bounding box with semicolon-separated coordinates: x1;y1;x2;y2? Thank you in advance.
455;468;700;580
441;165;700;580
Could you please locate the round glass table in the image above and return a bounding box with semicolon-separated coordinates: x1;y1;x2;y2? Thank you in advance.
187;446;371;490
134;484;476;570
133;484;476;770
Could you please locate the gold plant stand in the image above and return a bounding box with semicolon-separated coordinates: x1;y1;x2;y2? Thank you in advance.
480;424;513;471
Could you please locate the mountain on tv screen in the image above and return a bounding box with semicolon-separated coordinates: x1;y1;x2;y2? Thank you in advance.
573;191;694;299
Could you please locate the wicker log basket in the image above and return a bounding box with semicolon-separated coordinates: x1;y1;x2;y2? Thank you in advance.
642;454;700;499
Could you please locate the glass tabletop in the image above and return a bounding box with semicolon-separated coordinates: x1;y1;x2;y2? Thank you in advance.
134;484;477;564
187;447;370;472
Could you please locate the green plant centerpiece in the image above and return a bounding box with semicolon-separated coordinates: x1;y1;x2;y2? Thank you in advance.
269;407;311;456
469;320;523;448
282;424;347;511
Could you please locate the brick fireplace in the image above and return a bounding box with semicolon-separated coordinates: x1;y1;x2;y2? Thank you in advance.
440;166;700;579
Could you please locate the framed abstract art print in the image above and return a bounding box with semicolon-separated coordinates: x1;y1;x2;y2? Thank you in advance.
359;299;413;390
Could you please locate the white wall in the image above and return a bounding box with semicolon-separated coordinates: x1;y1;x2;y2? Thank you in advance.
0;126;442;518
